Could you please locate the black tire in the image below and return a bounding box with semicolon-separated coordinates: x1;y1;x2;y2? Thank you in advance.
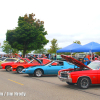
77;77;90;89
34;69;43;77
17;67;24;73
67;82;75;85
29;74;33;77
6;66;12;72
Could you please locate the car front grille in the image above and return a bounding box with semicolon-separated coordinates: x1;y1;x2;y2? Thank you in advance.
61;72;68;78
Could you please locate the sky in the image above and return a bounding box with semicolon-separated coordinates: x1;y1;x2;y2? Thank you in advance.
0;0;100;51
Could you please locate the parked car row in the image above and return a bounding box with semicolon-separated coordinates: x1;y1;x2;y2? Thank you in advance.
1;54;100;89
1;56;51;73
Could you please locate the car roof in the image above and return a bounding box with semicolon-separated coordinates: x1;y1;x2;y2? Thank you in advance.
6;58;17;59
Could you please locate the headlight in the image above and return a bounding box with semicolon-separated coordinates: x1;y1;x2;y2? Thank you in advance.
68;74;71;78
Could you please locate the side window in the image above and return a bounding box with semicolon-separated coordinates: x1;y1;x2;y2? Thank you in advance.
19;59;24;62
51;62;58;66
5;59;9;61
6;59;12;61
59;62;63;66
51;62;63;66
11;59;16;61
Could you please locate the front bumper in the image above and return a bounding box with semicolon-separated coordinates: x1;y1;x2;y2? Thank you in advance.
0;66;2;69
12;67;16;71
58;75;72;83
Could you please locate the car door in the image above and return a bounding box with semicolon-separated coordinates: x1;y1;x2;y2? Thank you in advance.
46;61;64;75
97;65;100;84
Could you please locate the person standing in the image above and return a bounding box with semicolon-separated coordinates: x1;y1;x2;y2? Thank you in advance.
84;55;89;65
86;54;91;64
54;54;56;60
48;54;51;59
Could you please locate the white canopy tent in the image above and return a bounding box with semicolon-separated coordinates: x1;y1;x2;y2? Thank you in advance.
0;51;6;55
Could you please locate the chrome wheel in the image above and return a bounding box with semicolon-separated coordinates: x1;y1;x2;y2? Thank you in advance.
35;69;43;77
6;66;12;72
17;67;23;73
78;77;90;89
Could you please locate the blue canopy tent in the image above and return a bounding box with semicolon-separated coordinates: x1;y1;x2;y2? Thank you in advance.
92;46;100;52
72;42;100;61
56;43;82;56
73;42;100;52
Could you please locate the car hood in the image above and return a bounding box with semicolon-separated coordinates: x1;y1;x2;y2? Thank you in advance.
30;56;43;64
61;55;91;69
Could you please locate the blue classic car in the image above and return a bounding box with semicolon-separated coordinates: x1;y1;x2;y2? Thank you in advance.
21;60;77;77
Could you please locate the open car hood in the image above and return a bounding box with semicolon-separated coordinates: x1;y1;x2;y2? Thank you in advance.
61;55;91;69
30;55;43;64
15;53;27;63
15;54;43;64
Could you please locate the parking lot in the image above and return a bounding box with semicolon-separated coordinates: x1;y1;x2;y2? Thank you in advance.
0;69;100;100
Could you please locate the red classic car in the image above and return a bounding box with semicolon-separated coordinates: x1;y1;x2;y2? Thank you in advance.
58;55;100;89
11;57;51;73
1;58;30;71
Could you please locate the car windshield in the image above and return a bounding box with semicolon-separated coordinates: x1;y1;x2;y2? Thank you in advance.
45;61;54;66
67;62;74;65
28;59;35;63
14;59;22;62
28;58;42;64
88;62;100;69
24;59;30;62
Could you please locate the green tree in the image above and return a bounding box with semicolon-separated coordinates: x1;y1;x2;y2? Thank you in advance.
6;13;49;57
34;48;47;54
73;40;81;44
1;40;19;54
48;39;59;53
95;52;100;56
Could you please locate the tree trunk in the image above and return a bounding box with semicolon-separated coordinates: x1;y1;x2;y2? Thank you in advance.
23;49;26;58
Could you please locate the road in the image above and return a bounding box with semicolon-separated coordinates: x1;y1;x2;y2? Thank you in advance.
0;69;100;100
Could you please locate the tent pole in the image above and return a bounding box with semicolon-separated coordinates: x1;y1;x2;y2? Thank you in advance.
91;52;92;61
71;52;72;57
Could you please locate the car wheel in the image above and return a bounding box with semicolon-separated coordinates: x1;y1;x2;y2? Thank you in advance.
67;82;75;85
17;67;24;73
6;66;12;72
29;74;33;77
34;69;43;77
77;77;90;89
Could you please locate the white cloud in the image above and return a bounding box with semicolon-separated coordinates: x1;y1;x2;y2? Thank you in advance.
0;0;100;50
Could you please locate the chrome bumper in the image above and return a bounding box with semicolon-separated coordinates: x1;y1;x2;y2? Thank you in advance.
0;66;2;69
58;75;72;83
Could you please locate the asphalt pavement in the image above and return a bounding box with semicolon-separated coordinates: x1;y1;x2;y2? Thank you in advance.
0;69;100;100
